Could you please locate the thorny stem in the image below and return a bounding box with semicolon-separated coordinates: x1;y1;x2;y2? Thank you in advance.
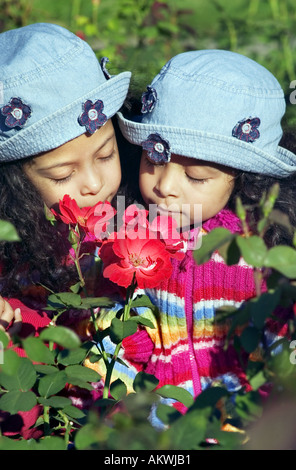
102;274;137;399
71;231;109;366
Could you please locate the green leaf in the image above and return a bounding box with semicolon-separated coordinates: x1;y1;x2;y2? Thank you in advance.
236;235;268;267
34;364;58;375
235;391;262;422
23;337;55;365
38;371;67;398
47;292;82;308
80;297;114;309
31;436;67;451
38;396;72;409
0;349;21;376
193;227;235;265
110;378;127;400
130;295;155;308
57;347;88;366
128;316;155;329
133;372;159;393
264;245;296;278
0;390;37;414
249;371;266;391
249;290;281;329
63;405;86;419
40;326;81;349
109;317;137;344
64;364;100;383
0;329;9;349
69;281;82;293
167;407;210;449
74;423;111;450
0;357;36;391
0;220;20;242
240;326;260;353
0;436;30;450
192;386;229;410
156;384;194;408
156;403;181;425
222;238;241;265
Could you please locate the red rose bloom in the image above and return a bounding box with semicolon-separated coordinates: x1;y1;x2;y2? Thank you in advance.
100;228;173;289
51;195;93;227
51;196;116;241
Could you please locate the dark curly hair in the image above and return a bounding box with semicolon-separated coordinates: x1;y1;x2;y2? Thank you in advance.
227;131;296;247
0;115;140;298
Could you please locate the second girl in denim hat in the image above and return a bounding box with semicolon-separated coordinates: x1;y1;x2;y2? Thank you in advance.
91;50;296;429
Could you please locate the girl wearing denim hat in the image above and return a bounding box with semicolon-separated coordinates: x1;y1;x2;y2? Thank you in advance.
0;22;133;400
0;22;133;301
89;50;296;429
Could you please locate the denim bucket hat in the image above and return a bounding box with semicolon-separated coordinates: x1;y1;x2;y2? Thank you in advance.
118;49;296;177
0;23;131;162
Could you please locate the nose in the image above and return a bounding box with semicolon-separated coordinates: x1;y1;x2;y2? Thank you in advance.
155;164;179;199
80;166;103;196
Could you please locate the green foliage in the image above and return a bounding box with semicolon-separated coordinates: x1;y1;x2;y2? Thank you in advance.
0;0;295;127
0;220;20;242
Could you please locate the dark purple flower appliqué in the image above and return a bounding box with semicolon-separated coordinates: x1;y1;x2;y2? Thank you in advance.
78;99;107;134
142;133;171;163
232;117;261;143
141;86;157;114
1;97;32;128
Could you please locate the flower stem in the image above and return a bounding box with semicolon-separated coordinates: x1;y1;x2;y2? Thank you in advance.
102;274;137;399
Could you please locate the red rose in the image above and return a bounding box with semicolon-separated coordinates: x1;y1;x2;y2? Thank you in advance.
100;228;173;289
51;196;116;241
51;195;93;227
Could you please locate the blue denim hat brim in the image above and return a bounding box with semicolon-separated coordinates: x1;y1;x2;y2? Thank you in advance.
118;112;296;177
0;72;131;161
0;23;131;162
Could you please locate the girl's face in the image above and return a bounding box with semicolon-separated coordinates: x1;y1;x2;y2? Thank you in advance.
139;151;235;228
23;120;121;209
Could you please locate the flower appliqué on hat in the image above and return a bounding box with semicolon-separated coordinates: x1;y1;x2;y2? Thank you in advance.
232;117;261;143
78;99;107;134
1;97;32;128
141;86;157;114
142;133;171;163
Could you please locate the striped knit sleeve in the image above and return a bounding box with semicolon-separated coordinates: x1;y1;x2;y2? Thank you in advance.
84;304;156;394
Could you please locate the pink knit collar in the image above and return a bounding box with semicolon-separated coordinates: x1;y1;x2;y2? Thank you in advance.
202;208;242;234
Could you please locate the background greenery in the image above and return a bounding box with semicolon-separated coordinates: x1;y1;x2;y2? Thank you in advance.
0;0;296;129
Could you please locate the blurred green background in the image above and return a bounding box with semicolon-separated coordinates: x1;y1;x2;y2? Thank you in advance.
1;0;296;129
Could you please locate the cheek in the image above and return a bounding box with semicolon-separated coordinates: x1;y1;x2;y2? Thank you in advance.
36;184;62;209
111;160;122;191
139;172;151;201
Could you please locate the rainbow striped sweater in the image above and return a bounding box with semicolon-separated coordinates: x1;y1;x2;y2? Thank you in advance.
86;209;290;428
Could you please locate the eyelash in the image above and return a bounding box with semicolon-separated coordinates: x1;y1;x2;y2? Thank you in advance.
144;156;208;184
51;153;115;185
186;174;208;184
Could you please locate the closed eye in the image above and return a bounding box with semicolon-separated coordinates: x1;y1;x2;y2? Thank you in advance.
51;173;73;185
186;173;208;184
